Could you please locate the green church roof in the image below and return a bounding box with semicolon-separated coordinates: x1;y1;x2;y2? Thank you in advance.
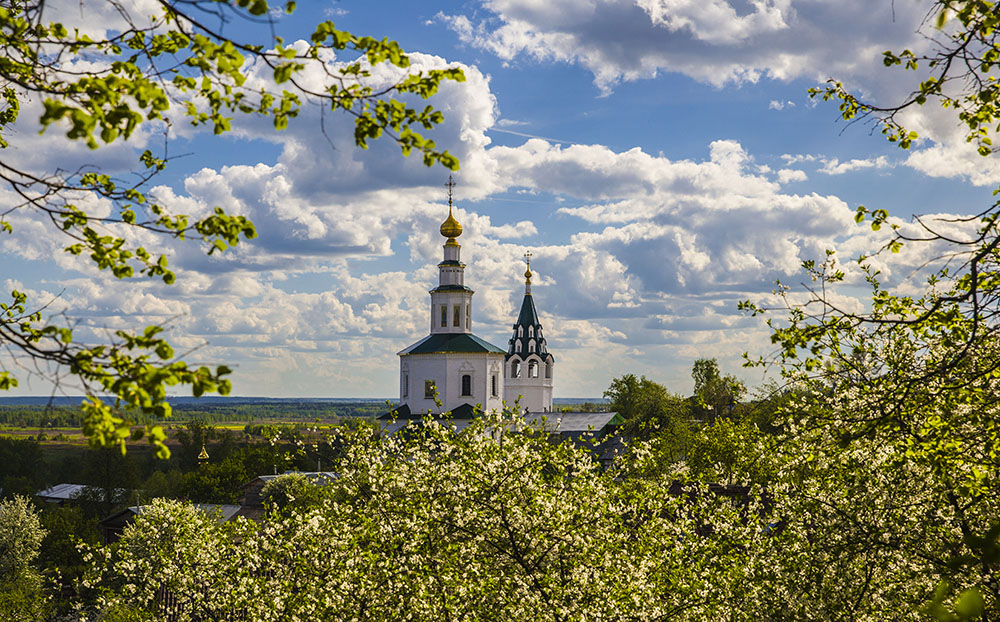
399;333;505;356
516;292;540;327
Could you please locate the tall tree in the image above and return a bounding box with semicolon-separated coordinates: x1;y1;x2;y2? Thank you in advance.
604;373;690;445
691;358;745;420
739;1;1000;617
0;496;47;620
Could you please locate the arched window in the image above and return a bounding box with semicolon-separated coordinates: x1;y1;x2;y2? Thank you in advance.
528;360;538;378
528;326;534;338
491;374;498;397
518;326;523;338
461;374;472;396
512;360;521;378
529;340;536;353
514;339;521;353
453;305;460;327
545;362;552;379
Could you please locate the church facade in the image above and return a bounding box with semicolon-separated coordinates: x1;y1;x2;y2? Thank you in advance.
396;179;554;416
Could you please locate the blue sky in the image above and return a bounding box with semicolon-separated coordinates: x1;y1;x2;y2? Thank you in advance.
3;0;998;399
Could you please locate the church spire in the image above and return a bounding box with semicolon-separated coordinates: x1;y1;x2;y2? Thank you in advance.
523;250;532;295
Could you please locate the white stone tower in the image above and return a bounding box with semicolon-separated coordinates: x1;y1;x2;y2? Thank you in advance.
397;177;506;416
503;252;555;413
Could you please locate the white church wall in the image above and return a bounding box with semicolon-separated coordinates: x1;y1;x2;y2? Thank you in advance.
401;353;505;415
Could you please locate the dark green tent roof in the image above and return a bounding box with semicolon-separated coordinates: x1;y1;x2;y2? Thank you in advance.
516;292;540;327
399;333;505;355
506;292;553;361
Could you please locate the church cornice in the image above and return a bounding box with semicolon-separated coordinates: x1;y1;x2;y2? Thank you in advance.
430;284;474;293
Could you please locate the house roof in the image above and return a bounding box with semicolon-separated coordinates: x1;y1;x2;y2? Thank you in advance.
37;483;88;501
398;333;505;356
524;411;622;433
380;402;478;420
100;503;244;528
381;410;621;436
37;483;127;502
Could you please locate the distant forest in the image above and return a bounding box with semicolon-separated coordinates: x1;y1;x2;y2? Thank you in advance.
0;401;390;428
0;397;608;428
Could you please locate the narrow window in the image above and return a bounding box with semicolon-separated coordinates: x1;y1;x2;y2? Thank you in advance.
518;326;523;338
491;374;498;397
402;373;408;397
528;361;538;378
529;340;536;353
529;326;534;338
453;305;460;327
424;380;436;399
515;339;521;353
545;362;551;379
461;374;472;396
466;304;470;329
512;360;521;378
440;305;447;327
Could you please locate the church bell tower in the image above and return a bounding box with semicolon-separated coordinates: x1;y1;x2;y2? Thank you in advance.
503;252;555;412
396;177;507;416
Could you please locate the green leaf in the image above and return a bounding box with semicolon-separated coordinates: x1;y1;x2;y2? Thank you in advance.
954;588;984;619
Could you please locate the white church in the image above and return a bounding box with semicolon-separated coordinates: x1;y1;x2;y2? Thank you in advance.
394;178;555;417
382;179;622;460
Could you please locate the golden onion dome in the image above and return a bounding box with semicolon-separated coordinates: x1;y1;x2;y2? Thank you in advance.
440;206;463;239
524;267;533;281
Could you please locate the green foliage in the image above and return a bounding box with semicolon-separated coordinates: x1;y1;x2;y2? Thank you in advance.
808;0;1000;156
603;373;691;444
38;505;100;600
0;576;48;622
0;495;45;581
0;437;44;499
84;411;773;621
691;358;745;420
686;416;777;485
0;0;463;455
0;496;49;622
259;472;329;513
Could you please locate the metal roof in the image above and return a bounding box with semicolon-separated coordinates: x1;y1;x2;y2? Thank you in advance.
101;503;244;526
398;333;505;355
381;411;620;436
526;411;621;433
37;483;88;501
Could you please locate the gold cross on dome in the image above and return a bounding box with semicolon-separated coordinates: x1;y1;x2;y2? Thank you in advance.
524;250;532;268
445;175;456;206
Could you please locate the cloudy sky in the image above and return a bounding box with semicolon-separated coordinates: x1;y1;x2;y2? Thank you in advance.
3;0;997;399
